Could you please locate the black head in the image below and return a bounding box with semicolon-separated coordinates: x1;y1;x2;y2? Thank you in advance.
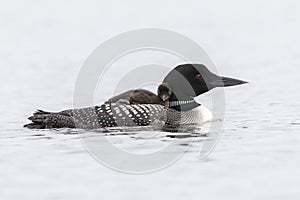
163;64;247;101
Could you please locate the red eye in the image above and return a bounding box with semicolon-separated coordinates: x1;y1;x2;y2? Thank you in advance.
195;74;202;80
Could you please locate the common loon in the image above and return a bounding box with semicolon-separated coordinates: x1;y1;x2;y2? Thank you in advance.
24;64;247;131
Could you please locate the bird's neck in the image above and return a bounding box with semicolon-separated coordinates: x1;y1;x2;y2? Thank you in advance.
168;94;200;111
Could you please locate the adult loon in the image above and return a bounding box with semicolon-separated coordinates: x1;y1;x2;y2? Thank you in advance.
24;64;247;131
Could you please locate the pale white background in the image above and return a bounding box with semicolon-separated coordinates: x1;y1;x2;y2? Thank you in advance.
0;0;300;200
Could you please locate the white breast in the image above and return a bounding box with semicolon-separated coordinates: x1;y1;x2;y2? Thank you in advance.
180;105;213;124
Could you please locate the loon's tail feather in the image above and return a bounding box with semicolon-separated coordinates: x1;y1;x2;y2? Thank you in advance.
24;110;75;129
24;122;46;129
33;109;52;115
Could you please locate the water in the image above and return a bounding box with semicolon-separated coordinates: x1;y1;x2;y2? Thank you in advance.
1;0;300;199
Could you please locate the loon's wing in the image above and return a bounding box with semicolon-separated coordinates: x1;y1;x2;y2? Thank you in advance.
24;104;166;129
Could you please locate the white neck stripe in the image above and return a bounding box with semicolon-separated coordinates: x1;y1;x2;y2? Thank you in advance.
168;100;195;107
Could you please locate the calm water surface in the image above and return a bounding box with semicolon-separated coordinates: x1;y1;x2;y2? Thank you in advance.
1;57;299;200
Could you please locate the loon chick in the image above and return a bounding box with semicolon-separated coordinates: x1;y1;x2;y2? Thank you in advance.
105;83;172;107
24;64;247;130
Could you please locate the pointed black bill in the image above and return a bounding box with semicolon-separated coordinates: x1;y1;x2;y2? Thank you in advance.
211;76;248;88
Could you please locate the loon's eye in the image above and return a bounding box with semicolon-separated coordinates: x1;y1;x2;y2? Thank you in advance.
195;74;202;80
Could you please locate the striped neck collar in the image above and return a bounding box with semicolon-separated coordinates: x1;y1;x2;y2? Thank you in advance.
168;99;200;111
168;100;196;107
